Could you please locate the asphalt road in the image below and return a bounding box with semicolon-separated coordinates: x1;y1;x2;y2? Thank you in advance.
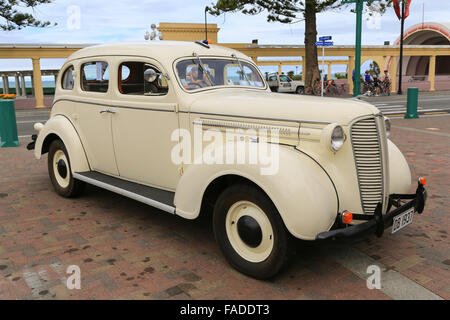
15;109;51;137
13;92;450;137
359;92;450;117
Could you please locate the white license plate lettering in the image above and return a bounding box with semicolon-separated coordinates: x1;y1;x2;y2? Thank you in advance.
392;208;415;234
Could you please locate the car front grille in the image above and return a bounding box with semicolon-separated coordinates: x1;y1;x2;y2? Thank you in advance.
350;117;384;215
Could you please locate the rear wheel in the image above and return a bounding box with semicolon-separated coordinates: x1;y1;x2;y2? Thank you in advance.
213;184;293;279
296;86;304;95
48;139;85;198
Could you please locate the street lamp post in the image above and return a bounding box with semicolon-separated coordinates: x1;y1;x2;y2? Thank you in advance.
397;0;406;95
342;0;381;97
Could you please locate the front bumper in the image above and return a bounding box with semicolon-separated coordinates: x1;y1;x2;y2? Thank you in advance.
26;134;37;151
316;182;427;240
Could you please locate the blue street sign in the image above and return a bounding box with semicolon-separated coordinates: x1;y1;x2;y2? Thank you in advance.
319;36;332;41
315;41;334;46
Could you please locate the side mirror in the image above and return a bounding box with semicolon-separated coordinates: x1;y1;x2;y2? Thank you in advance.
144;68;159;82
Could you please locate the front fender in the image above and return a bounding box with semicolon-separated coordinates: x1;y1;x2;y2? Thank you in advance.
34;115;90;173
174;145;338;240
388;139;412;194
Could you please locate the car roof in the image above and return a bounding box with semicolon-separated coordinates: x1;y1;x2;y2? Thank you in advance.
66;41;250;65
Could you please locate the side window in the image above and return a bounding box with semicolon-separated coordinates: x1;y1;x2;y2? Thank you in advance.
118;62;168;96
61;66;74;90
279;75;290;82
268;75;277;82
81;61;109;93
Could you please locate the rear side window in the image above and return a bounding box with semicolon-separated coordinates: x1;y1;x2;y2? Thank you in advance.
81;62;109;93
61;66;74;90
118;61;168;96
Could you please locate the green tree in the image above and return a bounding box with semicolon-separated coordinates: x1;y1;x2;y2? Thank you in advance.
369;61;380;75
209;0;393;94
0;0;55;31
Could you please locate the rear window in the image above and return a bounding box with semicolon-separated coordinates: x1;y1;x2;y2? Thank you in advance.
61;66;74;90
81;62;109;93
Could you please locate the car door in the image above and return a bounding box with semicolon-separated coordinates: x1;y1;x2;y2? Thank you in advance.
278;75;293;93
110;57;180;191
72;59;119;176
267;74;278;91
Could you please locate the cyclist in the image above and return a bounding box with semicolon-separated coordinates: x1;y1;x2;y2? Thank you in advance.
364;70;372;83
381;69;392;96
363;70;373;95
373;68;381;96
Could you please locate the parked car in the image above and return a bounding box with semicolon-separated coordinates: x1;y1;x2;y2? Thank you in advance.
266;72;304;94
28;41;427;279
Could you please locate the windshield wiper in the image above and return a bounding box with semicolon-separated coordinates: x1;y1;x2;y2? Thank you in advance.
193;53;215;86
232;54;251;84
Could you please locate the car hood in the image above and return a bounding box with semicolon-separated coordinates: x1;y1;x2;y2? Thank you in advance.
186;89;380;125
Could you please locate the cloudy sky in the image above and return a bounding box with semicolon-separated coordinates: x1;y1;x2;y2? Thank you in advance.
0;0;448;76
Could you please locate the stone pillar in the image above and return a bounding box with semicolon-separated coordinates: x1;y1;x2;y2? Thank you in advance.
30;75;35;96
348;56;355;94
32;58;45;108
327;63;332;80
1;75;6;94
278;64;282;75
20;74;27;97
302;56;305;80
428;55;436;92
390;56;397;93
14;73;21;97
2;75;9;94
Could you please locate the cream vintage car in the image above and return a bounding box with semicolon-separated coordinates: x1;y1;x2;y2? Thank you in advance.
28;41;427;279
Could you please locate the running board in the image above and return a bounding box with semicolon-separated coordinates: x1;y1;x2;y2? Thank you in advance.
73;171;176;214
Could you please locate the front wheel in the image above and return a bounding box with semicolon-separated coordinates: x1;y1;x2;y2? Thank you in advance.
213;184;293;279
48;139;85;198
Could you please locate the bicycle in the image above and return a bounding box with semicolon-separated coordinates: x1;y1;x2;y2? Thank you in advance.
313;80;340;97
362;81;376;96
379;79;391;96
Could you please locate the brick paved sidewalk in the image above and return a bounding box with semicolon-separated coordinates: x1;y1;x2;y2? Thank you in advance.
0;116;448;300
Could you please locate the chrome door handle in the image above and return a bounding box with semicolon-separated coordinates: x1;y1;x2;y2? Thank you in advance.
99;109;116;114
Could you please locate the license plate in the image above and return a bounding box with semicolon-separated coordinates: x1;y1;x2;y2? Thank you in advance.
391;207;415;234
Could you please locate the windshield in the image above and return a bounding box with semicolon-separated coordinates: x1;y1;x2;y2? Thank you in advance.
175;58;265;91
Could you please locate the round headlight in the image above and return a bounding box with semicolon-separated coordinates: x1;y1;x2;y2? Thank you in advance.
331;125;345;151
385;118;391;138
